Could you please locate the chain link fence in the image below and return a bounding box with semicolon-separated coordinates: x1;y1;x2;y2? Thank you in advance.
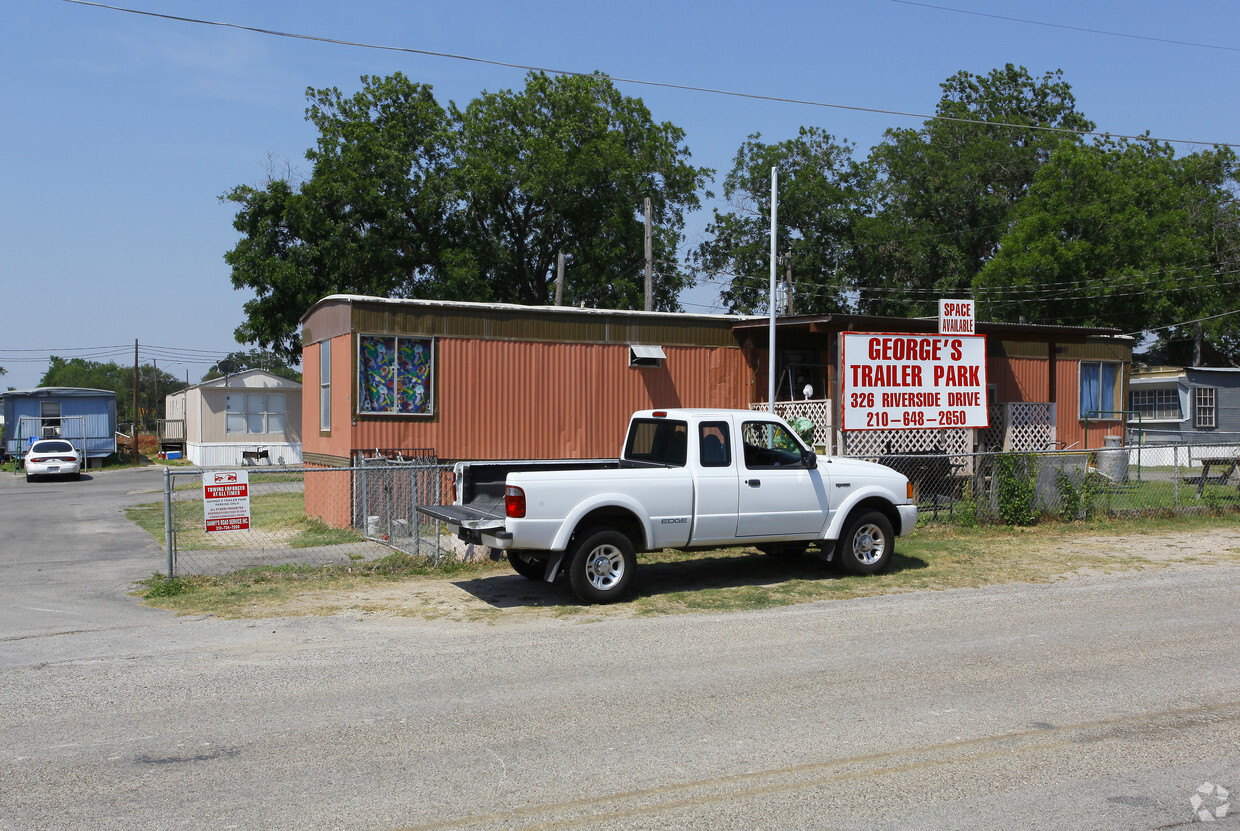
161;463;457;577
855;441;1240;525
155;441;1240;577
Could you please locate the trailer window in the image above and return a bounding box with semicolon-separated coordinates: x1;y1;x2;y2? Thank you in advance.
625;419;688;467
358;335;434;415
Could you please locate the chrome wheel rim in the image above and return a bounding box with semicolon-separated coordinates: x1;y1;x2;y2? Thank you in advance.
852;523;886;565
585;544;625;590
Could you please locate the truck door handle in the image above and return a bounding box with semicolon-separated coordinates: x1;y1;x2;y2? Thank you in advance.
746;479;761;487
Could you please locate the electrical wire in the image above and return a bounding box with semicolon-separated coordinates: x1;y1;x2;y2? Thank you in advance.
59;0;1240;150
890;0;1240;54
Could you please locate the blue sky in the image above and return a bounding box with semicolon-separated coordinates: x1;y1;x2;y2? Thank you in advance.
3;0;1237;391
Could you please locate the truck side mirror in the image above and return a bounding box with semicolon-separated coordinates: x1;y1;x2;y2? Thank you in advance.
802;450;818;470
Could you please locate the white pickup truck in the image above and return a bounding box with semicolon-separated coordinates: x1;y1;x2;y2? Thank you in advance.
420;409;917;603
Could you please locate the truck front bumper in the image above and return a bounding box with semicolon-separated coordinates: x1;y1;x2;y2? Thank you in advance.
897;503;918;534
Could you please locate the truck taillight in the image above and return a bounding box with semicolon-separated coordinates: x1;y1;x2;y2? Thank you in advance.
505;486;526;518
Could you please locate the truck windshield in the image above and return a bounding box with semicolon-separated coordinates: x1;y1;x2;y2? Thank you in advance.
624;419;688;467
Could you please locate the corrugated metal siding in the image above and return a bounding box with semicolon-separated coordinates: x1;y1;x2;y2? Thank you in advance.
186;442;303;467
1057;358;1133;449
304;464;354;528
350;339;747;460
301;334;355;461
990;356;1050;402
347;301;739;348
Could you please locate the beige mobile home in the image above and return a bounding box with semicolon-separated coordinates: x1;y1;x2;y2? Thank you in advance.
162;370;302;466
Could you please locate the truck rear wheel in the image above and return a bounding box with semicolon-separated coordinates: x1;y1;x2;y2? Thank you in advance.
567;527;636;604
836;510;894;576
507;550;548;581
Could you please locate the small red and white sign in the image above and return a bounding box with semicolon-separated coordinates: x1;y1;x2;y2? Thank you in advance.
203;469;251;532
939;299;975;334
841;332;989;431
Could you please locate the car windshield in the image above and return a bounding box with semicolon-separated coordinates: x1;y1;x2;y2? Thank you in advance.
32;441;74;453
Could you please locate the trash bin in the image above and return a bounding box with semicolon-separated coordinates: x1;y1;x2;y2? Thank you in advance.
1096;434;1129;483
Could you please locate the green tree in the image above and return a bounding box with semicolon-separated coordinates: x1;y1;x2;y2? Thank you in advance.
201;349;302;383
975;139;1240;357
224;71;710;360
40;357;187;430
223;74;456;362
690;127;875;314
856;64;1095;316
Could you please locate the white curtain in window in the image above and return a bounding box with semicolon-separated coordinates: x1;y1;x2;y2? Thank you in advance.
246;394;266;433
225;394;245;434
267;394;286;435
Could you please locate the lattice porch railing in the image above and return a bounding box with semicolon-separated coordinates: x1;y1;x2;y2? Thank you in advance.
748;399;832;449
749;399;1055;462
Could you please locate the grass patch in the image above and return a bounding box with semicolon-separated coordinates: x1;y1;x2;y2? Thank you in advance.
131;513;1240;621
126;490;364;551
135;552;497;618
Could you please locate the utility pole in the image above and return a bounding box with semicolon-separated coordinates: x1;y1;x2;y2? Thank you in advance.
643;197;653;312
555;252;565;306
132;339;140;465
768;168;778;410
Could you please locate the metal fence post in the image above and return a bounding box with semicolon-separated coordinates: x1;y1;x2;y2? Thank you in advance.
1173;444;1180;508
163;466;174;578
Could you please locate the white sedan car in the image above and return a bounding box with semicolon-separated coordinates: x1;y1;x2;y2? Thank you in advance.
24;439;83;482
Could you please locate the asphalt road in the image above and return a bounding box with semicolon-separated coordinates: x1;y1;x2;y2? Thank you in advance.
1;466;1238;830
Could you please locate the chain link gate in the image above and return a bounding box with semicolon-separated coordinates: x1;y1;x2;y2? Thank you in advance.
162;463;455;577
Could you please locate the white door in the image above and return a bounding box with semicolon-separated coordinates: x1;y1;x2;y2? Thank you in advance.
736;419;829;537
690;420;741;545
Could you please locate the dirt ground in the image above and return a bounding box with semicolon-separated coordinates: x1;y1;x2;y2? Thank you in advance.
255;525;1240;626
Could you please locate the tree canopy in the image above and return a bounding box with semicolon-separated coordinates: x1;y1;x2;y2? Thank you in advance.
39;357;187;430
690;127;875;315
974;140;1239;336
694;63;1240;364
225;71;710;361
201;349;301;383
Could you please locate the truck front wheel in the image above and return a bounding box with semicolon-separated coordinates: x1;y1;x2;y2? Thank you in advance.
836;510;894;576
567;528;636;604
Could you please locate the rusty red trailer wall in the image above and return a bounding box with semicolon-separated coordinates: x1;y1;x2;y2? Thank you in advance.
346;338;747;461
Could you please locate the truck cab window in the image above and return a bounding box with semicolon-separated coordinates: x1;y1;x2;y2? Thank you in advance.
741;421;805;469
699;422;731;467
624;419;688;467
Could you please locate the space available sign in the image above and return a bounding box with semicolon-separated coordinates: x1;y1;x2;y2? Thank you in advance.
841;332;989;431
203;469;251;532
939;298;975;334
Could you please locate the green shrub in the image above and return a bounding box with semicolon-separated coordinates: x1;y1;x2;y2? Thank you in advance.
996;453;1038;526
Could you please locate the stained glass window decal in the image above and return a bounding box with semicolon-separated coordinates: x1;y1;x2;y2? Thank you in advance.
358;335;433;415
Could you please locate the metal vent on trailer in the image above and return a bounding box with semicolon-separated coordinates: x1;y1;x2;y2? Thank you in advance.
629;344;666;368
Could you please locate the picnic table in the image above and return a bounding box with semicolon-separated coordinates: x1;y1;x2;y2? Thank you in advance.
878;451;962;502
1190;453;1240;498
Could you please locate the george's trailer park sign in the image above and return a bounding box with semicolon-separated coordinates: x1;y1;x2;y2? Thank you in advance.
841;332;988;431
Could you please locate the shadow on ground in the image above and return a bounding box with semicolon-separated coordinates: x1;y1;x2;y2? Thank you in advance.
452;548;929;609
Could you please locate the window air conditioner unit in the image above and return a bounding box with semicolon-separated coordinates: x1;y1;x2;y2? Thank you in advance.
42;425;60;438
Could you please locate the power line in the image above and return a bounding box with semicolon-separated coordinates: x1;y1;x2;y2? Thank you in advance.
60;0;1240;150
890;0;1240;54
1126;308;1240;337
694;264;1240;308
